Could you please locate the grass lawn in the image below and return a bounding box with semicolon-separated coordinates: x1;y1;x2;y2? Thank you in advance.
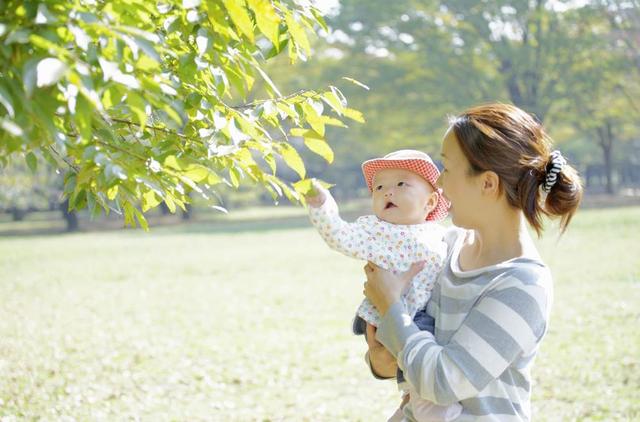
0;206;638;421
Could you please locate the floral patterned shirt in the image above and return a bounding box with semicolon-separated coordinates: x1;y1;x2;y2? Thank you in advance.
308;191;447;326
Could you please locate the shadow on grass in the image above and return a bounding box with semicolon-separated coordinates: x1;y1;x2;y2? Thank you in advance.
4;192;638;238
151;215;313;235
149;210;366;235
0;211;365;238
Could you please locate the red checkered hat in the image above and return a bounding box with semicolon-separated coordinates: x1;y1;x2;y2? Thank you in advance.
361;149;450;221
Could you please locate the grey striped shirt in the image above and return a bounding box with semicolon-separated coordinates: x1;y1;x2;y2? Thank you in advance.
377;228;553;421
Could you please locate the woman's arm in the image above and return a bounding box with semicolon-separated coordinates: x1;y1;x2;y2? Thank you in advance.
365;264;550;405
361;261;425;380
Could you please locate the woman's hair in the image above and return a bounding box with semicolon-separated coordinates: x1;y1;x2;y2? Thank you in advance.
448;103;583;235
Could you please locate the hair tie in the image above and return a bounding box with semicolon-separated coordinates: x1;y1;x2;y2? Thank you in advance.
542;150;566;192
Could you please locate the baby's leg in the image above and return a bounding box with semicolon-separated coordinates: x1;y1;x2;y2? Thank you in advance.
409;392;462;422
387;392;410;422
352;314;368;335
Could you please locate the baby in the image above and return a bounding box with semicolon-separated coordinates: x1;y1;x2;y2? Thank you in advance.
305;149;462;422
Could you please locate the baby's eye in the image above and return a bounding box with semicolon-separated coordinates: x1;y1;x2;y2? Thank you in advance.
375;185;383;191
397;181;405;187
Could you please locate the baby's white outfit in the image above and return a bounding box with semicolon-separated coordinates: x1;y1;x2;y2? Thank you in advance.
308;192;446;327
308;191;461;421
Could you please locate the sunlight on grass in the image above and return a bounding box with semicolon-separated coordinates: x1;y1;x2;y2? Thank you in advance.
0;207;638;421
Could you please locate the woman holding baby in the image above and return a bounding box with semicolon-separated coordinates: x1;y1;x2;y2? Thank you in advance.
363;103;583;421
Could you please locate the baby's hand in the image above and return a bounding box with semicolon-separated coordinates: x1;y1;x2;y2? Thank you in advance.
305;179;326;208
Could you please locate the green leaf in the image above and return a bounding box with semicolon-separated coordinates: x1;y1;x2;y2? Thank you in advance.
303;134;333;164
184;163;210;182
142;190;161;212
247;0;280;47
341;77;370;91
293;178;333;197
284;10;311;56
107;185;119;200
23;58;39;98
25;152;37;173
222;0;254;42
279;143;305;178
164;155;184;170
301;101;324;136
0;83;15;118
123;202;136;228
164;195;177;213
321;90;345;115
344;108;365;123
269;176;299;203
207;171;222;185
75;95;92;141
265;37;289;59
264;153;276;174
137;54;160;71
319;115;347;127
310;7;328;32
292;178;313;196
102;85;123;109
126;92;147;130
88;192;103;220
133;207;149;231
228;166;241;187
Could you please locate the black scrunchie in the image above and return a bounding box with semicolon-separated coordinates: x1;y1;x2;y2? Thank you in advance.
542;150;566;192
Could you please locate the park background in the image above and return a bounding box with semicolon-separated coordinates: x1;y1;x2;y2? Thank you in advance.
1;0;639;420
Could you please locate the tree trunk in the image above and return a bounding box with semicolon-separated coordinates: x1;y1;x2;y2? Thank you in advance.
10;208;26;221
60;198;79;232
181;203;192;220
597;121;615;194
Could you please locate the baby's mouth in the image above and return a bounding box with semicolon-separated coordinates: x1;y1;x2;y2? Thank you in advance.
384;201;397;210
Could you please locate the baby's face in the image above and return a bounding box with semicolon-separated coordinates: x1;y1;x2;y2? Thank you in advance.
371;168;437;225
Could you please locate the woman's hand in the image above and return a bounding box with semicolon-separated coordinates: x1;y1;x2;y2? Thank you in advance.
365;323;397;378
363;261;426;316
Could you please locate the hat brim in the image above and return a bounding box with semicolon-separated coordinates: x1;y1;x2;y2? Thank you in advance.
361;158;450;221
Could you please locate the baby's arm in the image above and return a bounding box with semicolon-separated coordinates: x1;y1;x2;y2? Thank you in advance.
305;182;372;261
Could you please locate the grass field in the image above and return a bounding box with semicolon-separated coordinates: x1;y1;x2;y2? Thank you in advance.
0;206;638;421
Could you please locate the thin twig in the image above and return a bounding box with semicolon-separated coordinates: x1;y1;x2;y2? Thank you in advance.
48;145;80;173
229;89;313;110
109;117;193;141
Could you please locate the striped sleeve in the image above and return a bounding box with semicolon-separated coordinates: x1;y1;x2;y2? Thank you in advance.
308;190;372;261
376;271;550;406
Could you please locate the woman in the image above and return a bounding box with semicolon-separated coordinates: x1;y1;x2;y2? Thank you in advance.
363;103;583;421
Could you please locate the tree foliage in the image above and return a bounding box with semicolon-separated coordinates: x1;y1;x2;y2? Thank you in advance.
278;0;639;195
0;0;362;229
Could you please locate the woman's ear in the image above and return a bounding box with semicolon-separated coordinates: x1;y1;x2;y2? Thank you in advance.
480;171;500;196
